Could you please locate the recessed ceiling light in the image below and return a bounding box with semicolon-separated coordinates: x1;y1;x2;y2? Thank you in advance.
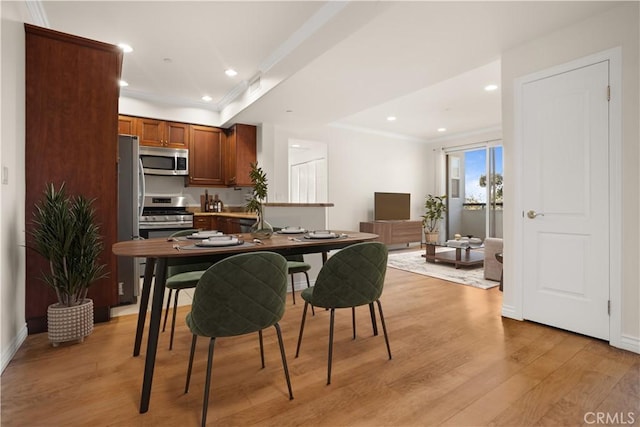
119;80;129;87
201;95;212;102
225;69;238;77
484;84;498;91
291;144;301;148
118;43;133;53
437;128;447;132
387;116;397;121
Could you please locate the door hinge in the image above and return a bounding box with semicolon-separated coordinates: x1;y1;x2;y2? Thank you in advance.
607;85;611;101
608;300;611;315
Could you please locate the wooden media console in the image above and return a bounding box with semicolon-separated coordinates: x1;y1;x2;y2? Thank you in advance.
359;220;422;246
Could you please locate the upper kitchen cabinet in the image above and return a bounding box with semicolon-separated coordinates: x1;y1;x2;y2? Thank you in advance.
137;118;189;148
189;125;225;186
225;124;257;187
118;115;137;135
25;24;123;333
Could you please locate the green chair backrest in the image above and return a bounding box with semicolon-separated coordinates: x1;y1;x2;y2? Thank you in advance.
311;242;388;309
285;254;305;263
188;252;288;337
167;229;212;276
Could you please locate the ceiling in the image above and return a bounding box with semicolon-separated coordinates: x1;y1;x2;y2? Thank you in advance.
35;1;621;142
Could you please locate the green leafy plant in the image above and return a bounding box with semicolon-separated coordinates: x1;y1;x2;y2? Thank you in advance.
479;173;504;202
422;194;447;233
31;183;107;307
245;162;268;218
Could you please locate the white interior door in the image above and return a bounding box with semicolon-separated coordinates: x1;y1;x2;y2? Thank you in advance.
522;60;610;340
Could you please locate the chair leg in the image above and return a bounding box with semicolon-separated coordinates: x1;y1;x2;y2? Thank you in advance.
274;323;294;400
352;307;356;340
169;289;180;350
327;308;335;385
369;302;378;336
376;300;392;360
304;272;315;316
290;274;296;304
258;330;265;368
185;334;198;393
201;337;216;427
295;302;309;357
303;271;310;288
162;288;173;332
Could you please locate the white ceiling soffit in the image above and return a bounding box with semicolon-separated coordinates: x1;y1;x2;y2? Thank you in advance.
231;1;622;140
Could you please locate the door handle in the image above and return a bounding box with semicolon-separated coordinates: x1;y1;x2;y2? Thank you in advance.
527;210;544;219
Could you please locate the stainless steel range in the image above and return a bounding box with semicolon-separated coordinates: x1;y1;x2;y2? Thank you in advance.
139;195;194;238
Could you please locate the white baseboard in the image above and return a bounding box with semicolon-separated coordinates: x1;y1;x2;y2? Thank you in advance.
501;304;522;320
1;323;28;374
616;334;640;354
291;278;316;292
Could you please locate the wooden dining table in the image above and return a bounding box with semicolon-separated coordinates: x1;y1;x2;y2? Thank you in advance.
112;230;378;414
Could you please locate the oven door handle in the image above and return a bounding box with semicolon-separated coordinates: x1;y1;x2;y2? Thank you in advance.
139;222;194;230
138;158;146;219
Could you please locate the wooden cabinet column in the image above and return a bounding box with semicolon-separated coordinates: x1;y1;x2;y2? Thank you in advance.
25;24;123;333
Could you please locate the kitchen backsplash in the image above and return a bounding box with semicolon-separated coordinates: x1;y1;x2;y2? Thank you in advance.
144;175;252;210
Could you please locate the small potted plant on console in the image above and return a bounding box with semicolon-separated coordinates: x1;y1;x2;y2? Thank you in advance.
422;194;447;243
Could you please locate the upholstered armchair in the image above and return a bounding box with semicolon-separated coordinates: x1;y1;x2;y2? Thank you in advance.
483;237;503;282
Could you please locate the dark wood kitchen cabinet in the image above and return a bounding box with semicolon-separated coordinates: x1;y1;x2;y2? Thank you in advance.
118;115;137;135
193;215;211;230
137;118;189;148
225;124;257;186
25;24;123;333
189;125;225;186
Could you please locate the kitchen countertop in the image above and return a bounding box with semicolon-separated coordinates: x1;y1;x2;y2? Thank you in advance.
264;202;334;207
193;211;256;219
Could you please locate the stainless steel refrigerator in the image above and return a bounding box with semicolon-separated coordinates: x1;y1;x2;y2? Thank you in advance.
117;134;145;304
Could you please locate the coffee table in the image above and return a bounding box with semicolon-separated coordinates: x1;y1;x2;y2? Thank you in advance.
423;243;484;269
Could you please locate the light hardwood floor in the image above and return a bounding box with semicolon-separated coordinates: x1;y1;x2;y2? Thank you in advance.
2;266;638;426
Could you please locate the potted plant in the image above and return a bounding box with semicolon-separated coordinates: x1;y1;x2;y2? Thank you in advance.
422;194;447;243
30;183;108;346
245;162;273;239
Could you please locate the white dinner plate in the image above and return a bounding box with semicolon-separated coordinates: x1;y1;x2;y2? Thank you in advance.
278;228;306;234
188;231;222;239
305;232;337;239
195;237;242;247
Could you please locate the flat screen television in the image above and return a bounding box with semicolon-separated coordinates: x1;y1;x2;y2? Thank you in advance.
374;192;410;221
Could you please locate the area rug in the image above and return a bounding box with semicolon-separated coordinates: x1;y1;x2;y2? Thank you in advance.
387;249;499;290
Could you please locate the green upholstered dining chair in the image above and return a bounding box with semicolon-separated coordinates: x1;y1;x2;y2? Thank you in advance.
184;252;294;427
295;241;391;385
162;229;213;350
285;254;311;305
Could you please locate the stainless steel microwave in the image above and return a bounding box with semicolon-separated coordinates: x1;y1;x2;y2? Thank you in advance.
139;146;188;176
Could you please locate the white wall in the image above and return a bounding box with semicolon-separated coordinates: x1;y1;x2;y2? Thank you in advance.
0;1;29;372
501;3;639;348
261;124;432;231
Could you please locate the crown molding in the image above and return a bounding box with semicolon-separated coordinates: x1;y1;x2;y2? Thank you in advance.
329;122;428;144
25;0;49;27
120;88;219;112
424;125;502;144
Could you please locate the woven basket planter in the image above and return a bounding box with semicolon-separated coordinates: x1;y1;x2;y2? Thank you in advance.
425;231;439;244
47;299;94;347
